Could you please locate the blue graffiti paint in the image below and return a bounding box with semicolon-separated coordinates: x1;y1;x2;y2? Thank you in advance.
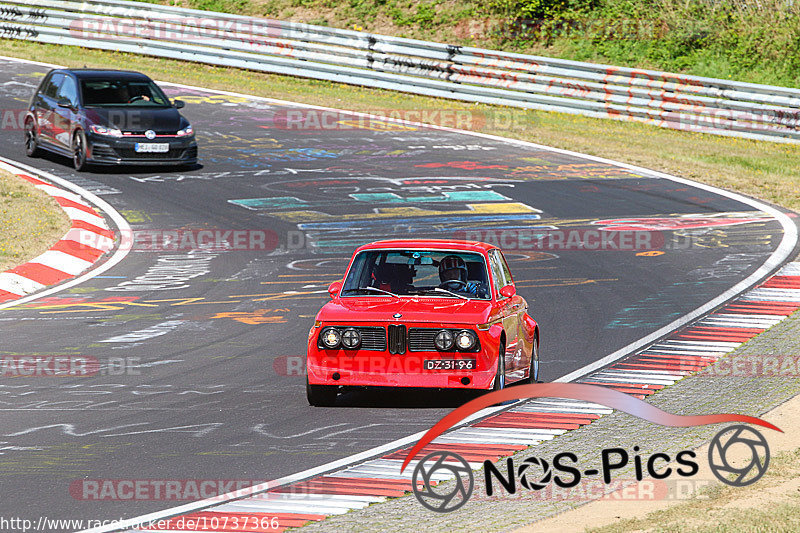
297;214;543;230
229;197;309;209
349;190;510;203
605;280;730;329
229;190;511;210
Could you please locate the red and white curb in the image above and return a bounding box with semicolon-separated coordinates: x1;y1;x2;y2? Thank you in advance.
0;159;115;304
115;262;800;532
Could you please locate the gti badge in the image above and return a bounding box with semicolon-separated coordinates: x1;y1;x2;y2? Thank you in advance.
393;313;402;318
145;130;156;140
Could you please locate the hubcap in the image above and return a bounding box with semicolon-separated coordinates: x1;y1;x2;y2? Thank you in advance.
25;126;34;150
498;350;505;389
74;137;83;165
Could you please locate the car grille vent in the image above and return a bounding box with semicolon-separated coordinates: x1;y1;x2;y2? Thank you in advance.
387;324;407;355
91;145;117;159
408;328;439;352
118;148;184;159
356;326;387;351
125;131;178;136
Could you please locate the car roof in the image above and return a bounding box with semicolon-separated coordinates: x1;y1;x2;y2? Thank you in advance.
50;69;152;81
353;239;497;254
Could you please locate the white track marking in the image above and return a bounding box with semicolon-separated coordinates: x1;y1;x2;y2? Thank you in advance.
0;272;45;294
0;55;787;533
30;250;92;275
0;157;131;311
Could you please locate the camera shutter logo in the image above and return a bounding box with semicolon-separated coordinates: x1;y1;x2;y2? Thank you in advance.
412;451;474;512
708;425;770;487
517;456;552;490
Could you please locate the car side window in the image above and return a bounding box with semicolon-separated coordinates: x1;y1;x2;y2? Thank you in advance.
42;73;65;99
58;76;79;107
488;250;505;297
497;250;514;286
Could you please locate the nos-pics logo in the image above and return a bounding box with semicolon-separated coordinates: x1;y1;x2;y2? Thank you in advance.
404;384;780;513
412;424;770;512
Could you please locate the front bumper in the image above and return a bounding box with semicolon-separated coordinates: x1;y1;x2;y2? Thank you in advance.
86;133;197;166
307;326;501;390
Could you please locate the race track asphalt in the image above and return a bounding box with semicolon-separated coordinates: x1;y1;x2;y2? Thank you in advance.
0;57;795;527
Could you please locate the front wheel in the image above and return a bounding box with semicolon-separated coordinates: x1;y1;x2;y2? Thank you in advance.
526;332;540;384
306;377;338;407
492;342;506;392
72;130;89;171
24;119;40;157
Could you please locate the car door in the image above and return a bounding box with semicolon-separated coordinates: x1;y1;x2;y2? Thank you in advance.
34;72;64;143
488;249;520;375
52;74;79;150
496;249;528;375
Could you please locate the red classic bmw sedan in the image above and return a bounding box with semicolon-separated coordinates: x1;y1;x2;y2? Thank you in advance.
306;239;540;406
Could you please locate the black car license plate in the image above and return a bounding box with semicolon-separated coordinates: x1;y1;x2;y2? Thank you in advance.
424;359;476;371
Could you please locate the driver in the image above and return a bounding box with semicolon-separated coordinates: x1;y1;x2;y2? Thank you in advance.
438;255;480;296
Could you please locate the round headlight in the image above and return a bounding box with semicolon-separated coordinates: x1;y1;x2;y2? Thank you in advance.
321;327;341;349
434;329;455;351
455;330;476;351
341;328;361;349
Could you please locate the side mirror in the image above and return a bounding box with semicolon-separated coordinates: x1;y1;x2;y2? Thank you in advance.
328;280;342;298
173;99;185;109
57;98;72;109
499;284;516;298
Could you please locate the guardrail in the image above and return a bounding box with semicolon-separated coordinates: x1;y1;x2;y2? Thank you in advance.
1;0;799;142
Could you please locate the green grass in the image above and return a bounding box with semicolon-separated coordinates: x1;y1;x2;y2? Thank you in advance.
0;21;799;529
586;447;800;533
1;39;798;212
139;0;800;88
0;169;71;272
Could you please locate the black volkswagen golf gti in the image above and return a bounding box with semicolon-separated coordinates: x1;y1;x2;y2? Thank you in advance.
24;69;197;170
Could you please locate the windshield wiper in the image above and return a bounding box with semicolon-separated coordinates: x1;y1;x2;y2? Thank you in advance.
343;286;399;298
429;288;470;300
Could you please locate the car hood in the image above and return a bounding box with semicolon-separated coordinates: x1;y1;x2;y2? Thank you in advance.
85;107;183;132
317;297;496;325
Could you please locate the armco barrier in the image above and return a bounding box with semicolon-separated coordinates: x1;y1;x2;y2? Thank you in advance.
1;0;799;142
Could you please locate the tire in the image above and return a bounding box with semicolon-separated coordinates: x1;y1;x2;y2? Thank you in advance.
72;130;89;171
526;332;540;384
492;342;506;392
306;377;338;407
24;119;40;157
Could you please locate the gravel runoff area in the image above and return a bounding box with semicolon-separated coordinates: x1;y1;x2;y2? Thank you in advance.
298;287;800;532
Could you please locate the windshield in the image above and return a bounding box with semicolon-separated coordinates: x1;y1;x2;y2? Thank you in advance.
81;79;171;107
342;250;491;299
